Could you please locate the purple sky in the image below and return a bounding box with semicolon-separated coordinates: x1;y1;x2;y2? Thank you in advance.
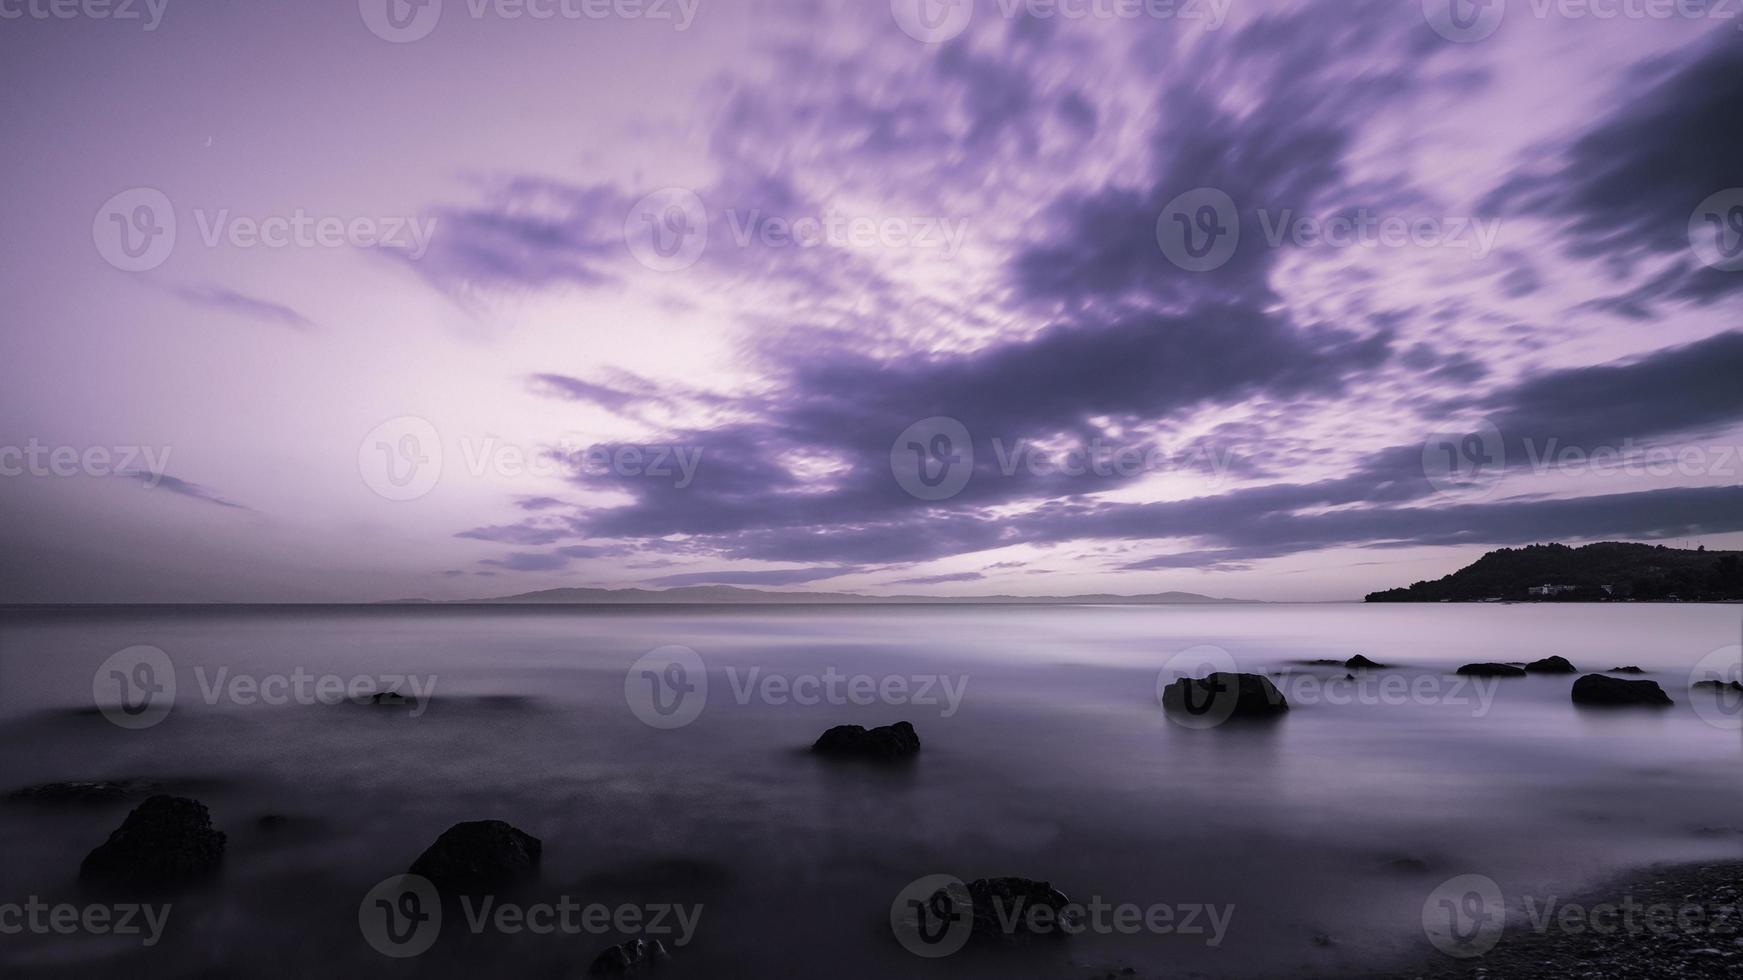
3;0;1742;602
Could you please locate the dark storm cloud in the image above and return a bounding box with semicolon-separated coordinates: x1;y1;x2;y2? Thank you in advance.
1484;36;1743;309
1010;0;1420;312
1477;330;1743;454
402;178;631;294
445;4;1741;582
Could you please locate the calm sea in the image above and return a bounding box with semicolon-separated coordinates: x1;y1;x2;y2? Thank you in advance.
1;603;1739;977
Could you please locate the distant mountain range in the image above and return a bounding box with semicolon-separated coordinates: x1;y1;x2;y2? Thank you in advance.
395;586;1259;606
1365;542;1743;602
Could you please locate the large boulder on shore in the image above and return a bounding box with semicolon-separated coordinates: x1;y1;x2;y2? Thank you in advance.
1457;663;1526;677
1571;674;1672;707
1161;672;1288;720
1526;655;1579;674
79;795;226;889
409;820;542;894
588;938;672;975
812;721;920;760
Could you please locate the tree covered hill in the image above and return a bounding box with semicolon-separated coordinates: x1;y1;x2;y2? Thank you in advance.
1364;542;1743;602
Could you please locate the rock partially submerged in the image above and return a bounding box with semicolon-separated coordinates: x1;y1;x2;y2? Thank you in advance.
948;876;1079;942
1571;674;1673;707
79;795;226;889
1693;679;1743;692
1161;673;1288;719
588;938;672;976
1456;663;1526;677
1526;655;1579;674
811;721;920;760
409;820;542;895
1345;655;1388;670
1608;666;1646;674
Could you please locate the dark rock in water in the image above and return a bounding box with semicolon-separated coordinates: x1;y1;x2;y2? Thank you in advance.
1307;659;1344;666
256;814;289;831
79;796;226;889
1608;666;1646;674
1343;673;1357;681
948;877;1079;942
1161;673;1288;719
811;721;920;760
6;780;156;805
1526;655;1579;674
1345;655;1387;670
409;820;542;894
588;938;672;976
1456;663;1526;677
1571;674;1672;707
364;691;412;706
1386;857;1432;874
1692;679;1743;692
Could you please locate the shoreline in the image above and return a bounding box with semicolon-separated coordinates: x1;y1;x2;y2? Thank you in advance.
1371;860;1743;979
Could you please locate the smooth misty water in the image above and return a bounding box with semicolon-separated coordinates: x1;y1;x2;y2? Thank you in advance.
0;603;1739;978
